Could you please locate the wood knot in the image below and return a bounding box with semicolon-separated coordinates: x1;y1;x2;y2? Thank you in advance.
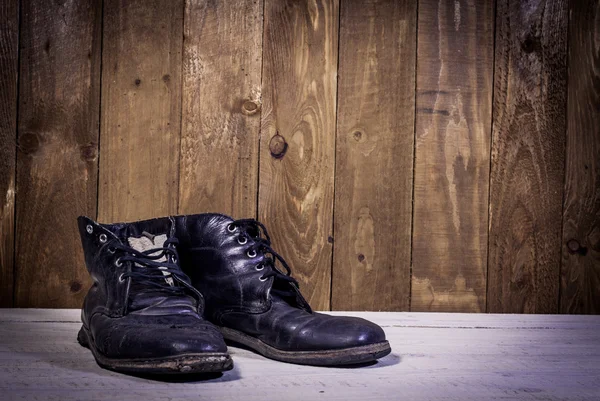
353;131;362;141
327;236;334;244
520;35;539;54
69;280;83;293
162;74;170;83
567;239;587;256
134;78;141;86
18;132;40;154
80;142;97;161
269;133;288;159
357;253;365;262
242;100;260;116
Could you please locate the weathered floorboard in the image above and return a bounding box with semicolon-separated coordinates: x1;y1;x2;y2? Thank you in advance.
15;0;101;307
98;0;183;222
331;0;416;311
0;0;19;307
1;309;599;401
560;0;600;314
178;0;263;218
488;0;568;313
411;0;494;312
258;0;339;310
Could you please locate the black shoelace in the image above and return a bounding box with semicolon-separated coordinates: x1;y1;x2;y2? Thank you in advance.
229;218;300;298
109;238;202;301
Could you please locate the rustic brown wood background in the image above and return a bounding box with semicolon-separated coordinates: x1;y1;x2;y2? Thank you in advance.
0;0;598;313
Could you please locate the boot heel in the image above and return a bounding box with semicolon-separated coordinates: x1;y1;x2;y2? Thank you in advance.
77;326;91;349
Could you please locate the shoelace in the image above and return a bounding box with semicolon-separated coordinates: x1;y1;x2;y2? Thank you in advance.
110;238;203;301
229;218;300;298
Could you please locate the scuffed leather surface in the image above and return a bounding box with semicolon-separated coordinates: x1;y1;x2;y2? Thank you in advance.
173;213;388;352
88;314;227;358
78;216;227;359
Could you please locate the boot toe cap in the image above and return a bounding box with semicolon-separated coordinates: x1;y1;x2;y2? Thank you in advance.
353;320;386;346
91;314;228;359
288;314;387;351
331;316;387;348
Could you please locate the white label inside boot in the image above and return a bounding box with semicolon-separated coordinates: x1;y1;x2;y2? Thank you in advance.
127;234;174;286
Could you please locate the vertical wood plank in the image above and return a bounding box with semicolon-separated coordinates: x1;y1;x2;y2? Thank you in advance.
178;0;263;218
98;0;183;222
0;0;19;307
15;0;101;307
331;0;416;311
259;0;339;310
488;0;568;313
560;0;600;314
411;0;494;312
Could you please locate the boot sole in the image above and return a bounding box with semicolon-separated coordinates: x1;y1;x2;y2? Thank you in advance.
220;326;391;366
77;326;233;374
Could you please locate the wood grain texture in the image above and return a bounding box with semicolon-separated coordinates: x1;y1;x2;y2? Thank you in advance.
178;0;263;218
0;0;19;307
560;0;600;314
488;0;568;313
98;0;183;222
15;0;101;307
2;310;600;401
411;0;494;312
259;0;339;310
331;0;416;311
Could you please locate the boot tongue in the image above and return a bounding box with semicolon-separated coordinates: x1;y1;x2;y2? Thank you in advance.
127;232;174;287
125;231;197;314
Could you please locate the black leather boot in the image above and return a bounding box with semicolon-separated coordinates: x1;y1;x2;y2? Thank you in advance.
175;214;392;366
76;216;232;374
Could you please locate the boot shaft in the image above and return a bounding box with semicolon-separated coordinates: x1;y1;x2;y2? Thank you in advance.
172;213;311;319
77;216;200;319
174;214;272;318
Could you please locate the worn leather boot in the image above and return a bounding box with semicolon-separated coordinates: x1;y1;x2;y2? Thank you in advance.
175;214;392;366
76;216;232;374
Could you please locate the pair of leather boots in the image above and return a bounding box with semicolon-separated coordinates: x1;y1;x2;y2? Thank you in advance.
77;213;391;374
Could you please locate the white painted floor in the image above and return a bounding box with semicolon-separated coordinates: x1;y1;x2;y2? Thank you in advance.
1;309;599;401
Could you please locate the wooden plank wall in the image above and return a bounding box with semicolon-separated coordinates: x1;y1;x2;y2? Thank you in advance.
0;0;19;307
412;0;493;313
15;0;101;307
560;0;600;314
0;0;597;314
331;0;415;311
488;0;568;313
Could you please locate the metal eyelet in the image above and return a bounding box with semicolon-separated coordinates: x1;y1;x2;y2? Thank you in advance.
115;258;123;267
238;236;248;245
86;225;93;234
108;246;116;254
247;250;257;258
255;264;264;271
259;276;268;282
99;233;107;243
227;224;236;233
118;273;125;283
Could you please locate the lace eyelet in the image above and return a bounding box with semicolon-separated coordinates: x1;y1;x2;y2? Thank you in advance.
255;263;265;271
247;250;257;258
238;236;248;245
115;258;123;267
86;225;93;234
99;233;107;243
227;223;236;233
259;276;268;282
108;246;116;254
118;273;125;283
